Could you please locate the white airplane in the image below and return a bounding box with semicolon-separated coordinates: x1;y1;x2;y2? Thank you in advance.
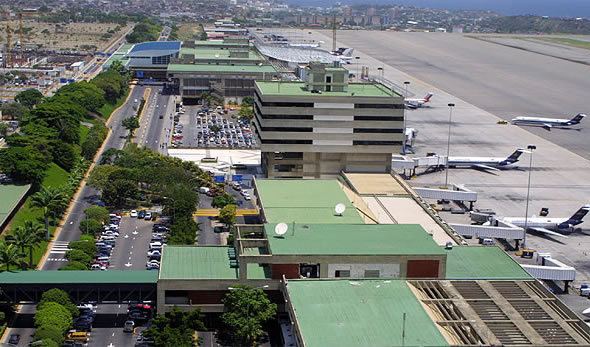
405;93;434;109
447;148;524;171
511;113;586;131
499;205;589;238
330;47;354;57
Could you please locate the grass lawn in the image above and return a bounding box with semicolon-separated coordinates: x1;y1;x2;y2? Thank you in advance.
79;123;91;145
536;37;590;50
98;89;131;119
3;163;69;267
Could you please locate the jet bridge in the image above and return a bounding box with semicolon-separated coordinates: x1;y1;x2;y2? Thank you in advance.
521;253;576;293
450;219;526;242
413;184;478;210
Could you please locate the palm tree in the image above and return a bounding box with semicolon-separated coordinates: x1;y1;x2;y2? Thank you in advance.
13;221;45;268
0;241;22;272
31;186;69;240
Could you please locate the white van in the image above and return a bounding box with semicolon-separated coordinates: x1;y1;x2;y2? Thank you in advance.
199;187;210;194
481;238;494;246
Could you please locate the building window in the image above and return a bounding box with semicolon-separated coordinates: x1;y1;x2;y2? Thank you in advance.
353;128;403;133
261;127;313;132
354;116;404;121
273;164;303;172
364;270;380;278
335;270;350;278
261;139;312;144
255;103;313;120
353;140;402;146
355;103;405;109
274;152;303;160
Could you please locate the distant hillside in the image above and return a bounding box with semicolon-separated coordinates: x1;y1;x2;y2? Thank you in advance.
479;15;590;34
288;0;590;18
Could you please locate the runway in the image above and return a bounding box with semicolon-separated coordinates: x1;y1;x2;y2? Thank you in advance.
319;30;590;159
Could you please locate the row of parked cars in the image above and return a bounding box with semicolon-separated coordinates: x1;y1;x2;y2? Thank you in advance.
195;110;257;148
146;223;169;270
91;214;123;271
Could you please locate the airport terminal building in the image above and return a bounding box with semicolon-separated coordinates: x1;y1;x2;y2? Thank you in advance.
253;63;405;178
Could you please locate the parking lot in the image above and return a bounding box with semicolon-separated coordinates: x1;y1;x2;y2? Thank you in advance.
171;105;258;149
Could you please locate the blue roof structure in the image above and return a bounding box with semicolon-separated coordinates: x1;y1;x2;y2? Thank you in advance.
128;41;181;57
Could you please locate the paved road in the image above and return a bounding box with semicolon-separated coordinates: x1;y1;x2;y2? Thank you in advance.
319;30;590;160
4;86;148;346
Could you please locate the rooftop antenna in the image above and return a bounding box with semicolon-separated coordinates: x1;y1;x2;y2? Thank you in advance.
274;223;288;238
335;203;346;216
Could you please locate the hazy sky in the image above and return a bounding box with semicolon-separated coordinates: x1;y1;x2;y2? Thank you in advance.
289;0;590;18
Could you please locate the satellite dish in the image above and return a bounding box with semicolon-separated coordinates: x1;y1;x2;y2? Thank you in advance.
274;223;288;236
335;203;346;216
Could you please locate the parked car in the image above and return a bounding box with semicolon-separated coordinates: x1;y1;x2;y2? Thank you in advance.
130;210;138;218
144;212;152;220
123;320;135;333
138;210;146;219
8;334;20;345
91;264;106;271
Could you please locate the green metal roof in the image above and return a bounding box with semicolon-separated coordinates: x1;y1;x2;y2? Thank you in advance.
0;184;31;227
0;270;157;284
255;81;401;98
287;279;448;347
180;47;261;61
159;246;238;280
247;263;271;279
167;63;276;74
445;246;532;280
265;223;444;256
256;179;363;224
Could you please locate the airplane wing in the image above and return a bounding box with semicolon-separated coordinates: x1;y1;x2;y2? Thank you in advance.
529;227;568;238
542;123;552;131
472;164;500;171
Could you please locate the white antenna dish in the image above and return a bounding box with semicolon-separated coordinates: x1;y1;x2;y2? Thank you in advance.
335;203;346;216
274;223;288;236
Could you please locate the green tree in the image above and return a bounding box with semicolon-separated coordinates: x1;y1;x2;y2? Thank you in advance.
50;141;77;172
102;178;138;207
87;165;119;191
34;301;72;333
219;204;237;229
78;218;103;235
31;186;69;240
238;105;254;120
15;88;44;108
222;285;277;346
0;146;48;184
143;308;205;346
56;81;106;112
241;96;254;107
0;241;23;271
69;240;97;257
0;102;27;120
81;122;108;160
168;217;198;245
9;221;43;268
34;325;65;345
65;249;92;266
122;116;140;139
0;122;8;137
212;193;236;209
84;205;110;224
39;288;78;317
59;261;88;271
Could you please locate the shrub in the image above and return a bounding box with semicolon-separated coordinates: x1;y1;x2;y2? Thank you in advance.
34;302;72;333
69;240;96;258
39;288;78;317
34;325;65;345
78;218;103;235
65;249;92;266
84;205;110;224
59;261;88;271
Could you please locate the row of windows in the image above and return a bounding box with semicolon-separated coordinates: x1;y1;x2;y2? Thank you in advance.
254;104;313;120
261;127;313;132
353;128;403;133
335;270;381;278
261;139;313;145
354;116;404;121
353;140;402;146
151;55;172;65
355;103;405;109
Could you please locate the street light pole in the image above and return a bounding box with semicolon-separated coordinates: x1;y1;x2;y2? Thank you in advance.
522;144;536;249
444;103;455;188
355;56;360;82
402;81;410;154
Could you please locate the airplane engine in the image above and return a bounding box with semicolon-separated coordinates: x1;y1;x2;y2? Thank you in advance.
557;223;575;234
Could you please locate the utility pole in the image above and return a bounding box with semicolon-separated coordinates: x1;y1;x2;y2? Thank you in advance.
522;144;536;249
444;103;455;188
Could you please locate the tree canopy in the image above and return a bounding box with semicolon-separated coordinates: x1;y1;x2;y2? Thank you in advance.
15;88;44;109
222;285;277;345
0;146;48;184
143;308;205;346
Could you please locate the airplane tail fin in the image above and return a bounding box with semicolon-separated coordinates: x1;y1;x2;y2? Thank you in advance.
570;113;587;124
423;93;434;102
506;149;524;162
567;205;590;224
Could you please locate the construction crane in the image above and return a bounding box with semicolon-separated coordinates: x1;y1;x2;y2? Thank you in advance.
332;14;337;52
